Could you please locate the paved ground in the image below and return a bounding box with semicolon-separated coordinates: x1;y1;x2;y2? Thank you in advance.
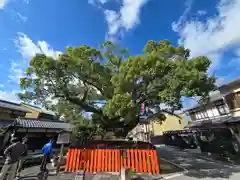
157;146;240;180
17;146;240;180
19;166;162;180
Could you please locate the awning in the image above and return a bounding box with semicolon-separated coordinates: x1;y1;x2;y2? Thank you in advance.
225;116;240;124
163;129;198;135
16;118;71;130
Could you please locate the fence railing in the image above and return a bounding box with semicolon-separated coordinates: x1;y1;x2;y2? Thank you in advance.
65;148;160;174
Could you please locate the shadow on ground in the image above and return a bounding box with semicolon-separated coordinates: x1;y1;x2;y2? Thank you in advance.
157;146;240;179
182;158;240;179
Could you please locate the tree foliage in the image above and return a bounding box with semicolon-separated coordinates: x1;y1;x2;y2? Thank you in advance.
71;115;105;141
18;40;216;136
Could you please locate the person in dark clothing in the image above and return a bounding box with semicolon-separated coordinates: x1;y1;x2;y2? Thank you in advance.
40;139;54;172
0;137;26;180
16;137;28;179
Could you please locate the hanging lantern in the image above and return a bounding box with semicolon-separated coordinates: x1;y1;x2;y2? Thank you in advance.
141;103;145;113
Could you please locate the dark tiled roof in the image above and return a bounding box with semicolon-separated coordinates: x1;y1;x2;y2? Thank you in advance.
219;78;240;90
0;100;30;113
226;116;240;123
185;115;232;129
16;118;71;130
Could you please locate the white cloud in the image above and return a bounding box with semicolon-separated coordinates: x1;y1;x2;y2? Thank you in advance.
104;10;121;37
91;0;149;40
236;48;240;56
0;0;29;9
10;32;61;83
8;61;25;83
0;84;4;88
196;10;207;16
23;0;30;4
88;0;110;5
15;32;61;59
15;12;28;23
172;0;193;32
173;0;240;71
0;90;20;103
0;0;8;9
120;0;148;30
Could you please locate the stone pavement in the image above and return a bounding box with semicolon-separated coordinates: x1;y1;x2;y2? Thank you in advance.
20;167;163;180
18;146;240;180
157;146;240;180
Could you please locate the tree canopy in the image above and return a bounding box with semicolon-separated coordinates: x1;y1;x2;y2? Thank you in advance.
18;40;216;136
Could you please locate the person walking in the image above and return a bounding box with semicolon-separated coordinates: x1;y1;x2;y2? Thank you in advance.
40;139;54;172
16;137;28;180
0;137;26;180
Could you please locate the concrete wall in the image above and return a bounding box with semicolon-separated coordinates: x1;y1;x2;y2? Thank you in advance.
21;105;40;119
150;113;188;136
128;112;188;142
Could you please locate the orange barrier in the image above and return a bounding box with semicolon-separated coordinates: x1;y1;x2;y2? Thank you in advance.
65;149;160;174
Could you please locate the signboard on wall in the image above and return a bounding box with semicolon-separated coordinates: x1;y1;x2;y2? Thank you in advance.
56;132;70;144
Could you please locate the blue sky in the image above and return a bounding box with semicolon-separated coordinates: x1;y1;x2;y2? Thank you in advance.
0;0;240;109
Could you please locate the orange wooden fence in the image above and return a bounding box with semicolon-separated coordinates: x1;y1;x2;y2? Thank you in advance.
65;149;160;174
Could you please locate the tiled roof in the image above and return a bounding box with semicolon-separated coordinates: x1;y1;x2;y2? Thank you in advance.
16;118;71;130
185;115;232;129
226;116;240;123
0;100;30;113
219;78;240;90
186;91;223;111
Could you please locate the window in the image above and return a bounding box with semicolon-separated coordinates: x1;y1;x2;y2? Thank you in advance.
207;109;213;117
200;112;205;118
212;107;219;116
203;111;208;118
217;105;227;115
196;112;200;119
224;105;230;113
178;120;181;124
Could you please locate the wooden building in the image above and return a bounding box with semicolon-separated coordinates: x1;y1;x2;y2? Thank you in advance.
0;100;70;154
185;90;232;129
182;79;240;155
0;99;30;152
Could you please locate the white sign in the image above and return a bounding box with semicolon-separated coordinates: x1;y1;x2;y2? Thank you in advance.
56;132;70;144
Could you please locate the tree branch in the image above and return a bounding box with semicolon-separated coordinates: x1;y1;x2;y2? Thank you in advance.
65;95;101;114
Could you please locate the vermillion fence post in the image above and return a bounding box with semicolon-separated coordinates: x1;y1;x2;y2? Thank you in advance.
93;149;98;172
75;149;81;171
65;149;71;172
135;150;140;172
90;150;94;173
153;150;160;174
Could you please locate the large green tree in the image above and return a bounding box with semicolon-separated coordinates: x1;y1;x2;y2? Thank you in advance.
18;40;216;136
